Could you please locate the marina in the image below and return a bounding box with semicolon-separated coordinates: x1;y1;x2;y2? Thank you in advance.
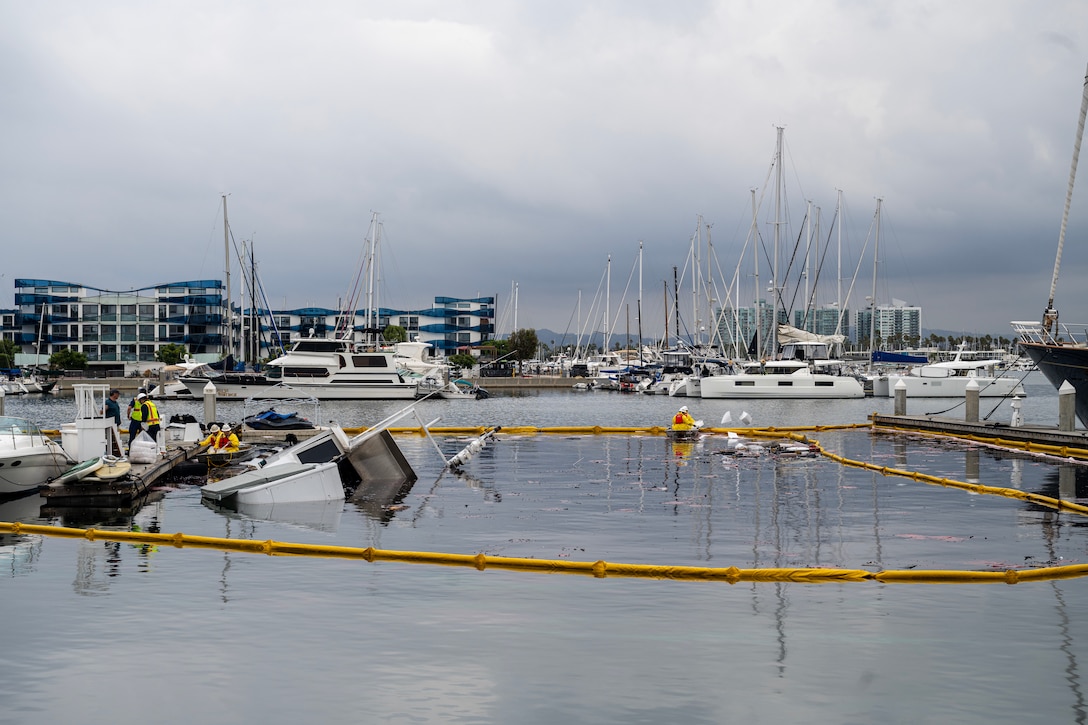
3;376;1088;723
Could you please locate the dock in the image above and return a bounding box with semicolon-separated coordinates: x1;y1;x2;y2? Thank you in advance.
870;413;1088;453
39;441;208;507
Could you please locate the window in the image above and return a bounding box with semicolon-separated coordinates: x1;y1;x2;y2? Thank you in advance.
139;324;155;340
101;326;117;342
84;344;99;360
121;324;137;342
139;304;155;320
82;304;99;320
139;344;156;360
82;325;99;341
121;344;137;361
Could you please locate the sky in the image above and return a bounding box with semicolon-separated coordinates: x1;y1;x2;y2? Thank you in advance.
3;1;1088;343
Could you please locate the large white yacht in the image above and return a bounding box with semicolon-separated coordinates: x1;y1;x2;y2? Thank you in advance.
179;337;419;400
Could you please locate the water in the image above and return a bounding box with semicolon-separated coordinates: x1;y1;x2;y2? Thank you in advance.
2;371;1087;724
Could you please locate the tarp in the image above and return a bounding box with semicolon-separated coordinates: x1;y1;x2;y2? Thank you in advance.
871;350;928;364
776;324;846;346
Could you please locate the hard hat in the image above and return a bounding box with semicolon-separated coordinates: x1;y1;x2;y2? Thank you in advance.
136;392;147;400
221;424;231;432
209;424;220;433
680;406;688;413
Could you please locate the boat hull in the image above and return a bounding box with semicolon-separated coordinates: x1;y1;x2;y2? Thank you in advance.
1020;340;1088;427
878;375;1025;398
180;377;418;400
699;373;864;399
0;448;67;497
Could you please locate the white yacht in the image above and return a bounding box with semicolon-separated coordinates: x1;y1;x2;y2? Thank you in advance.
699;341;864;400
871;343;1026;398
179;337;419;400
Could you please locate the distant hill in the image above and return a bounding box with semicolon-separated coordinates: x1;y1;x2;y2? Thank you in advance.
523;327;1019;351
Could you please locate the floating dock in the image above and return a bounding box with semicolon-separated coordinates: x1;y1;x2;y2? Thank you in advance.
39;442;207;507
870;413;1088;454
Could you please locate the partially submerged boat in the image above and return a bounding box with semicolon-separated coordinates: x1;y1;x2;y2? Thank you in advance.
201;403;425;507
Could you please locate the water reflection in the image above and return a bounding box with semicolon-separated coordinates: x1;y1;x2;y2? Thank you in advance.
203;498;344;533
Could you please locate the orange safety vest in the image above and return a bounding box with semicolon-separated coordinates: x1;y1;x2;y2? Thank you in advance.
141;400;161;426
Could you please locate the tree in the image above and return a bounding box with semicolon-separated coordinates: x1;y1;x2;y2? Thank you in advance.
508;328;539;374
49;348;87;370
449;353;476;370
383;325;408;343
156;343;187;365
0;339;17;370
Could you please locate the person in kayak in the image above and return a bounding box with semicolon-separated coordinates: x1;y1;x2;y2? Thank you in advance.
672;405;697;432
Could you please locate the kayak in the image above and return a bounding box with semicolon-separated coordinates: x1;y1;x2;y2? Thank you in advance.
52;456;104;485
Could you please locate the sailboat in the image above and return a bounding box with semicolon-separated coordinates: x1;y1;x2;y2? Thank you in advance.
699;127;864;400
1012;63;1088;425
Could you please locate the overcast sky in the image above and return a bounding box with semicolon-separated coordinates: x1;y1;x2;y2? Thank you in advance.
3;1;1087;342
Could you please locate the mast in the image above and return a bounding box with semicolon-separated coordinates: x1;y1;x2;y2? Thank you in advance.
637;241;643;362
869;198;883;359
835;188;844;339
751;187;760;358
672;266;680;349
1043;62;1088;334
223;194;232;359
771;126;784;356
605;255;611;353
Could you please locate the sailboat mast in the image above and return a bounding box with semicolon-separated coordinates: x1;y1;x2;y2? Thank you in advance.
605;255;611;353
1043;62;1088;333
772;126;784;355
752;188;760;358
869;198;882;357
835;188;844;339
637;241;643;361
223;194;232;360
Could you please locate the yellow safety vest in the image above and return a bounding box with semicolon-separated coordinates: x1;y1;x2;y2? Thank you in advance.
130;401;144;421
141;400;161;426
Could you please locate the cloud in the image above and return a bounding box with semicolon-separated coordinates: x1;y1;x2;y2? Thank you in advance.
2;1;1086;340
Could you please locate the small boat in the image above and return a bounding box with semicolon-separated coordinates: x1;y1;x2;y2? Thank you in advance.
51;456;105;485
416;376;489;400
243;408;315;430
667;426;702;440
196;443;258;466
84;456;132;482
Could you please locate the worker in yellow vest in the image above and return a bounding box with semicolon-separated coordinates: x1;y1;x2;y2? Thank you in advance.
134;392;162;445
128;390;146;449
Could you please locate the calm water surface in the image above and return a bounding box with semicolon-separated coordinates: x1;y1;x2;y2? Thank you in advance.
2;372;1087;724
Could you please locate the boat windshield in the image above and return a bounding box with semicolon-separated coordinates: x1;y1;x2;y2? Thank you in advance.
0;416;42;437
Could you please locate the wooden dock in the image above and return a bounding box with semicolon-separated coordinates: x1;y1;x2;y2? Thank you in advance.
39;442;208;506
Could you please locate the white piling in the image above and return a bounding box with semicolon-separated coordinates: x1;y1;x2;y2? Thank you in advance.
1059;380;1076;432
894;379;907;416
203;380;217;428
1010;395;1024;427
965;379;979;423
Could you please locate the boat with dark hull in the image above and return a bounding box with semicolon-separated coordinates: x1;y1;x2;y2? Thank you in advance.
1013;322;1088;426
1012;64;1088;426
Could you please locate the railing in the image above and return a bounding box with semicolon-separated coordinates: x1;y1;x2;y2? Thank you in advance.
1012;320;1088;346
